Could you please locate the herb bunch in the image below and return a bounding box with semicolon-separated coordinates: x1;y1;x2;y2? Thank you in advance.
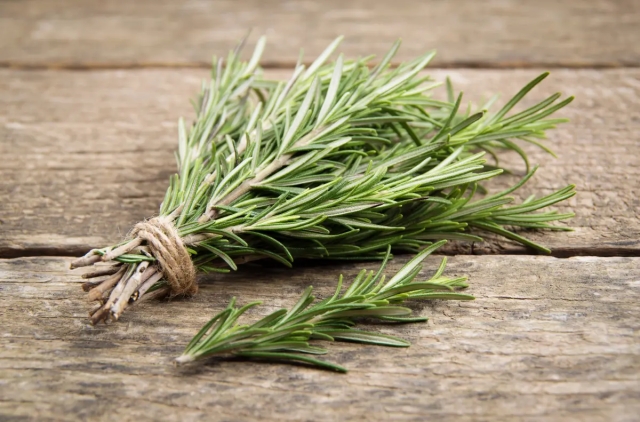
72;37;575;324
177;241;471;372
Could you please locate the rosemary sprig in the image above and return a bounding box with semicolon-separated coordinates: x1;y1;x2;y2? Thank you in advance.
73;37;575;323
177;241;472;372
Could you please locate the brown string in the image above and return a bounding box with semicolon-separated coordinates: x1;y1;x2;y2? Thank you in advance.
131;217;197;296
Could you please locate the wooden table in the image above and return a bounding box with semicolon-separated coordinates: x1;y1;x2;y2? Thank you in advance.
1;1;639;420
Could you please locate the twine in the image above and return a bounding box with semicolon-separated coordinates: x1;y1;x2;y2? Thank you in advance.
131;217;197;296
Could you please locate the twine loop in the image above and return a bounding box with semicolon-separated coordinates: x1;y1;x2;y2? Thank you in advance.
131;217;197;296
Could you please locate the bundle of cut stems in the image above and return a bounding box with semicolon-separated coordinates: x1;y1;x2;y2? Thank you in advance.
72;37;575;324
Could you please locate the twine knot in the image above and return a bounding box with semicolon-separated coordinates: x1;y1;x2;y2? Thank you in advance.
131;216;197;296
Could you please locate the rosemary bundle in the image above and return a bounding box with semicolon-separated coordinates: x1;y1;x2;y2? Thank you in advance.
72;37;575;326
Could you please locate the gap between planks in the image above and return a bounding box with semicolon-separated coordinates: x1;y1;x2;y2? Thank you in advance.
2;61;640;72
1;245;639;260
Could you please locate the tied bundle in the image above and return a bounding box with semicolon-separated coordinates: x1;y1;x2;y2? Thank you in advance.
71;36;575;343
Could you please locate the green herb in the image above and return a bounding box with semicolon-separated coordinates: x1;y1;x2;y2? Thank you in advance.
73;37;575;324
177;241;472;372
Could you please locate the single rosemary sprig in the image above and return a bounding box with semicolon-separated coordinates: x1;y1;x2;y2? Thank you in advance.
177;241;472;372
72;37;575;323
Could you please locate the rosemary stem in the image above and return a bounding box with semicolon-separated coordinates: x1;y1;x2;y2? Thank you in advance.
198;153;291;222
166;204;184;221
102;238;143;262
136;286;171;304
199;127;323;222
111;261;150;320
87;266;127;302
106;270;130;305
182;233;221;245
70;250;101;269
136;270;164;298
89;306;110;323
175;354;195;364
81;264;122;280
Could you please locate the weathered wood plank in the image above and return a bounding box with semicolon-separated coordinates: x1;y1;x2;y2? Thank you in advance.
1;68;638;256
1;255;639;421
1;0;639;68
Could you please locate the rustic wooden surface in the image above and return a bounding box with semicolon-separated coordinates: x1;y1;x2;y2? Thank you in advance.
1;255;639;421
1;68;638;257
2;0;639;420
1;0;639;68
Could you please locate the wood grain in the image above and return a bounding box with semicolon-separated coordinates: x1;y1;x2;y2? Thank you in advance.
1;0;639;68
1;255;639;421
1;68;638;257
2;2;638;422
